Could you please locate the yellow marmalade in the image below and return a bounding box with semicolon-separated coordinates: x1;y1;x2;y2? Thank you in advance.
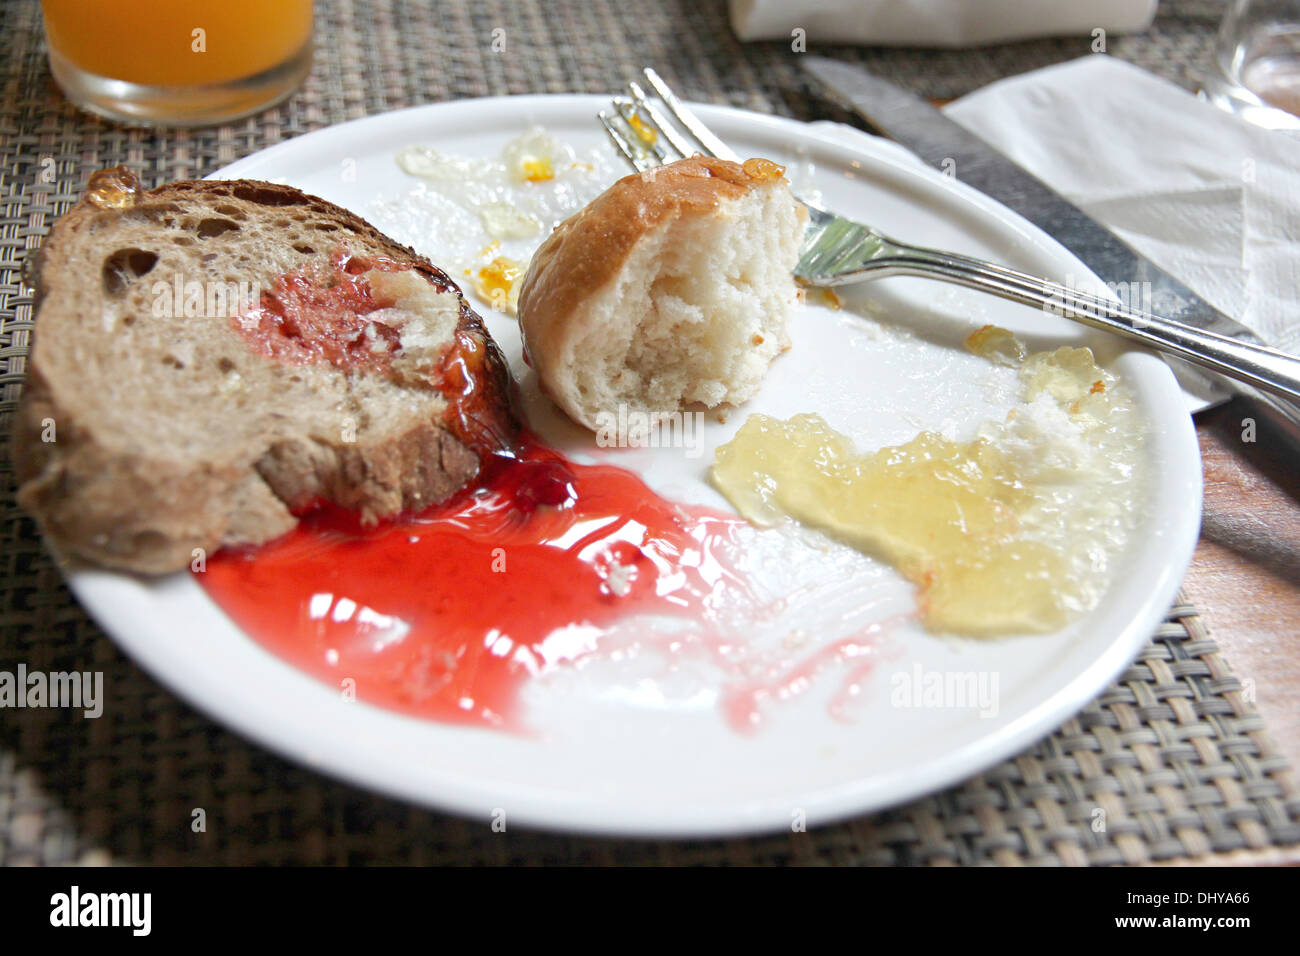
711;328;1145;636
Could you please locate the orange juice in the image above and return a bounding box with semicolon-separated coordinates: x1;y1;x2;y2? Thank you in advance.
41;0;313;125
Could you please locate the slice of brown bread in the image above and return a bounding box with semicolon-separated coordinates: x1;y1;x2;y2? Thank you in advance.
12;165;520;575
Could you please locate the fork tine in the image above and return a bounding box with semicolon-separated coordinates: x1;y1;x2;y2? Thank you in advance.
627;81;692;159
612;96;673;167
599;110;654;172
641;68;740;163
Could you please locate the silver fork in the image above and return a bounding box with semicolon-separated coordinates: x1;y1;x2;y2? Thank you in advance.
601;68;1300;406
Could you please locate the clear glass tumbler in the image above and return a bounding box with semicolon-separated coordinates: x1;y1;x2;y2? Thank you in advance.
41;0;313;127
1205;0;1300;128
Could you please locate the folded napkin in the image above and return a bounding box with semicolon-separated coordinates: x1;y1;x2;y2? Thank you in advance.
729;0;1157;47
808;55;1300;410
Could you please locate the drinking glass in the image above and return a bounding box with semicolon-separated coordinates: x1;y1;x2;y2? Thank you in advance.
1204;0;1300;128
41;0;313;127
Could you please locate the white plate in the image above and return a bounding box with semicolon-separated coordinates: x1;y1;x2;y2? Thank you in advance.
63;96;1201;837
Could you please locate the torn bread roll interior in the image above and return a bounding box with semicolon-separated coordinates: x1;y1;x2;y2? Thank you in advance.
517;156;805;432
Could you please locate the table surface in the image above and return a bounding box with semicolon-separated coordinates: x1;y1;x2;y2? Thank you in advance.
1187;401;1300;785
1185;404;1300;865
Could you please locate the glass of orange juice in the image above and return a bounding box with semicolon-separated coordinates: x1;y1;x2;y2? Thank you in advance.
41;0;313;126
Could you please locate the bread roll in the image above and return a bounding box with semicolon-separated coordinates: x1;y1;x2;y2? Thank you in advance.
517;156;805;433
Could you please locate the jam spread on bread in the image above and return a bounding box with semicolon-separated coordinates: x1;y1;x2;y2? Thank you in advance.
236;248;441;372
429;319;520;456
236;245;519;456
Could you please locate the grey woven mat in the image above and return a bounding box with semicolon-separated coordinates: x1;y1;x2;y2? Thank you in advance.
2;0;1297;865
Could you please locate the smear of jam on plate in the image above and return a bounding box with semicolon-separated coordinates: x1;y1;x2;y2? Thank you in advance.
198;434;754;732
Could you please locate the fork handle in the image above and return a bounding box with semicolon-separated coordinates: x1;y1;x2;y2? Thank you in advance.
852;245;1300;407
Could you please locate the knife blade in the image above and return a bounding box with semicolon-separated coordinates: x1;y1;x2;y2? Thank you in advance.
801;55;1300;450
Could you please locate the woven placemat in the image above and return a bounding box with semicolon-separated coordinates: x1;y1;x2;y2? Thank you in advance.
2;0;1297;865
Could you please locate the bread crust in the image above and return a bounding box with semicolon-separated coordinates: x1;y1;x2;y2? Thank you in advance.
12;167;520;574
516;157;792;426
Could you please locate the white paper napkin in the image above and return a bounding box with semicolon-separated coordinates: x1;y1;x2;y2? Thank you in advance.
729;0;1157;47
806;55;1300;411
